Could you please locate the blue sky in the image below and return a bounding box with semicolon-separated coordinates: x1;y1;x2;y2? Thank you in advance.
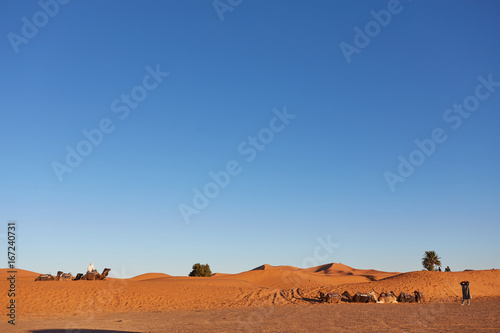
1;0;499;277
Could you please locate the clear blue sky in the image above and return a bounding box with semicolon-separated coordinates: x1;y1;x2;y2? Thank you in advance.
1;0;499;277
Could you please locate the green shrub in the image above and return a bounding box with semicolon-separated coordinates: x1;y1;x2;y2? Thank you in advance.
189;263;212;277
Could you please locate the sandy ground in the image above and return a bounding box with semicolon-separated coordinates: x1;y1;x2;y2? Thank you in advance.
2;264;499;332
6;298;500;332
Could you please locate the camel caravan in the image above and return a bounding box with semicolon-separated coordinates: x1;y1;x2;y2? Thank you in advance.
35;263;110;281
317;290;425;304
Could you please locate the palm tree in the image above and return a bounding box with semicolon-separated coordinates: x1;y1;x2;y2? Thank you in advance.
422;251;442;271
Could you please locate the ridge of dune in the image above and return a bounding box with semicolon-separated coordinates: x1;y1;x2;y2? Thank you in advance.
129;273;171;281
304;263;355;274
224;268;309;289
303;263;400;281
1;268;39;276
228;265;389;289
227;263;402;289
251;264;300;271
1;268;41;281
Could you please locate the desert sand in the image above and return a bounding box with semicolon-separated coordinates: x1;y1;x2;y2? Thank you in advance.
2;264;499;332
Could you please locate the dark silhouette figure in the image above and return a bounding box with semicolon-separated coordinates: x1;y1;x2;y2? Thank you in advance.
460;281;471;305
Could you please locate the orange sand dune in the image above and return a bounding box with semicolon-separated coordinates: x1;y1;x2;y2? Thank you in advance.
305;262;356;274
252;264;301;271
3;266;499;320
304;263;399;280
222;263;399;289
1;268;41;281
129;272;171;281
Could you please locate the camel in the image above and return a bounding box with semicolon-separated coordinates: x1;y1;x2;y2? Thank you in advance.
385;291;398;303
354;292;376;303
35;274;54;281
414;290;425;303
342;291;353;302
59;272;74;281
81;270;98;281
342;291;376;303
80;268;111;281
398;292;415;303
319;291;341;304
370;291;398;304
100;268;111;279
35;271;62;281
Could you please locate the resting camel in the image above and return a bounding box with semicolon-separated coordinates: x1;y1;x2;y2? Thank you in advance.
414;290;425;303
80;268;111;281
35;271;62;281
398;292;415;303
370;290;398;304
80;270;97;281
319;291;341;304
342;291;376;303
100;268;111;279
354;292;376;303
59;272;74;281
341;291;352;302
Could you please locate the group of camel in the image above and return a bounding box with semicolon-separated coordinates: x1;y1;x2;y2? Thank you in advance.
35;268;111;281
319;290;424;304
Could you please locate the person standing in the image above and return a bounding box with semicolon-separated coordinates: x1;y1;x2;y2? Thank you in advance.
460;281;471;305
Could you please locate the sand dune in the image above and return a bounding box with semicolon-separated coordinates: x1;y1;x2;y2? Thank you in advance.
2;268;42;281
129;273;171;281
252;264;301;271
225;263;399;289
211;272;232;277
223;264;384;289
304;262;355;274
3;265;499;320
304;263;399;280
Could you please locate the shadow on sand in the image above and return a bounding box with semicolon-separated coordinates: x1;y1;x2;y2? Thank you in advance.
31;330;141;333
300;296;322;303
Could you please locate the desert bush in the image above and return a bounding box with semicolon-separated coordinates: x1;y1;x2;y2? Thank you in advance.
189;263;212;277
